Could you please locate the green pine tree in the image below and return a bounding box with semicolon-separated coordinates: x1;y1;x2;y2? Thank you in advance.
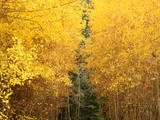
60;0;109;120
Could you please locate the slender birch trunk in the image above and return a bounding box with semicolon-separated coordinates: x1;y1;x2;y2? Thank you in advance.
68;95;71;120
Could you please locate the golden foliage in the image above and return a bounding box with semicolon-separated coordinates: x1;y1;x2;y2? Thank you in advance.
87;0;160;94
0;0;82;118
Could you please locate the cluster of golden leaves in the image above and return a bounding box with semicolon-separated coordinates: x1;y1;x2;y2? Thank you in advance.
0;0;83;118
87;0;160;95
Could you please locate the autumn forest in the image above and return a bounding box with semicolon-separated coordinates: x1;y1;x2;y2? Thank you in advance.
0;0;160;120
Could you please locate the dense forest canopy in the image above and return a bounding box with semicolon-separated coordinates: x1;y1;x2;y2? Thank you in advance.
0;0;160;120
